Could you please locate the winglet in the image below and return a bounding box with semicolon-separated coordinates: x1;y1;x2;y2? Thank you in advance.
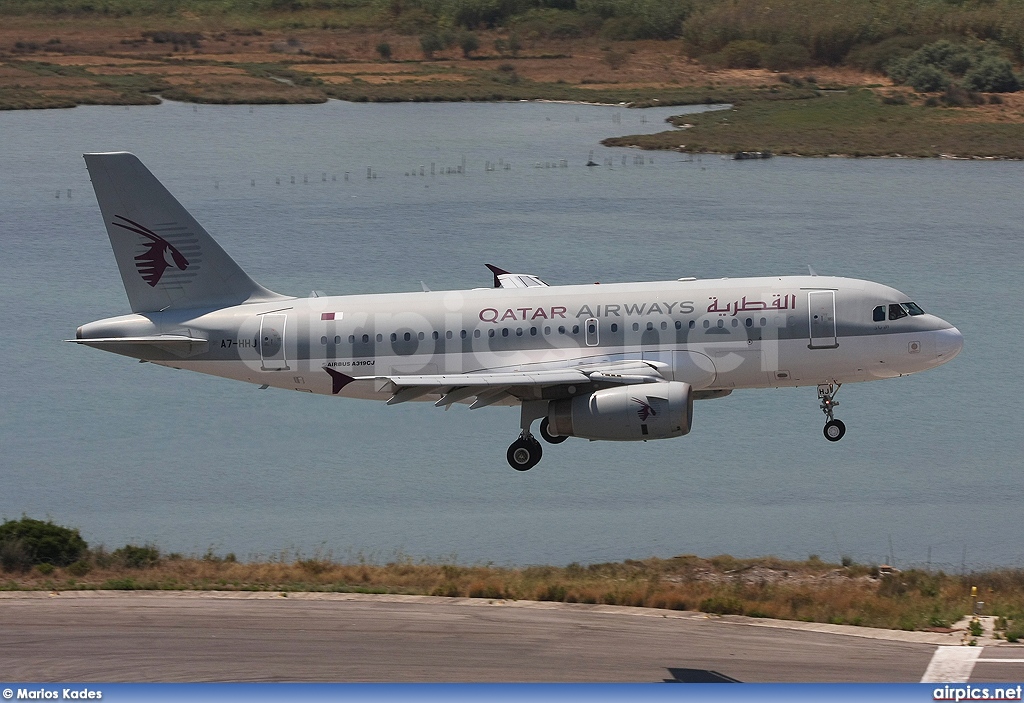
323;367;356;395
485;263;509;289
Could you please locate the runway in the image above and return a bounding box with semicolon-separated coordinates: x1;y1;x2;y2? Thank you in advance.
2;592;1022;682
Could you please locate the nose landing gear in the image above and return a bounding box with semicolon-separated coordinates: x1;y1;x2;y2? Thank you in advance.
818;383;846;442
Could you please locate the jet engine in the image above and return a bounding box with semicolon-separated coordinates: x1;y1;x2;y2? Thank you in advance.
546;382;693;441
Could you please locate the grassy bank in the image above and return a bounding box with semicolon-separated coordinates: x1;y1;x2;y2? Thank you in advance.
603;87;1024;158
5;549;1024;637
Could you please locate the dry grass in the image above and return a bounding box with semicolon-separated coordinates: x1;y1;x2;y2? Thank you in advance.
7;551;1024;634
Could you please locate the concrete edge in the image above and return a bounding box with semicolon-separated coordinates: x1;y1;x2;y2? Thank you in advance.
0;589;969;645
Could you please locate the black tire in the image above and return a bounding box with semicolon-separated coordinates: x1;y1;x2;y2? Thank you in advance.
507;436;543;471
539;417;568;444
823;419;846;442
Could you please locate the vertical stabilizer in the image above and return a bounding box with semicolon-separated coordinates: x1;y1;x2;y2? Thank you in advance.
84;152;287;313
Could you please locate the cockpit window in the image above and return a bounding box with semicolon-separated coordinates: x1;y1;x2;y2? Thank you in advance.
872;305;885;322
904;302;925;316
889;303;908;321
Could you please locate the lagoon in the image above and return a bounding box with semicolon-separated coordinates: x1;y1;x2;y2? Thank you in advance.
1;99;1021;570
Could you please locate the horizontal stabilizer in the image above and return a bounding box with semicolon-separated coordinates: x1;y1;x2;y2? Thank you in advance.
65;335;209;357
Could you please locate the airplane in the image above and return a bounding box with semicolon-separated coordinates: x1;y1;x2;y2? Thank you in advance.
70;152;964;471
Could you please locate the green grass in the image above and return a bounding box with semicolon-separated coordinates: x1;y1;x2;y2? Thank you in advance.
603;88;1024;158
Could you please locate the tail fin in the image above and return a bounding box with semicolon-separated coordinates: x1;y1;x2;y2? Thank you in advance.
84;152;287;313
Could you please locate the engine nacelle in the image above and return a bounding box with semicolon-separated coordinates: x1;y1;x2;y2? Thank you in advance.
547;382;693;441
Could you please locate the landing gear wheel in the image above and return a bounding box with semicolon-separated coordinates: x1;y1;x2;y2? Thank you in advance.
539;417;567;444
823;419;846;442
507;436;543;471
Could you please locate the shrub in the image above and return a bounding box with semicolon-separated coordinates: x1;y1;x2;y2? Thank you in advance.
420;33;444;59
963;57;1021;93
699;596;745;615
112;543;161;569
906;64;949;93
459;32;480;58
0;517;87;568
763;43;811;71
376;42;392;61
721;40;768;69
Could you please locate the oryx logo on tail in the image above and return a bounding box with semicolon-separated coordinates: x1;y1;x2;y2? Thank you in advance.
112;215;190;287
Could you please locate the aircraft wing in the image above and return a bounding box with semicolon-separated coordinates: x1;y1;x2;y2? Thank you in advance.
346;360;667;408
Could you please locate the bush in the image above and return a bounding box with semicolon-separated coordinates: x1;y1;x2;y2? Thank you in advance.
906;64;949;93
112;543;161;569
763;43;812;71
0;517;87;569
699;596;745;615
721;40;768;69
376;41;392;60
420;33;444;59
963;57;1021;93
459;32;480;58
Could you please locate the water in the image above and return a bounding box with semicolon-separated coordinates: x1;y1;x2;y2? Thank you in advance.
1;100;1021;571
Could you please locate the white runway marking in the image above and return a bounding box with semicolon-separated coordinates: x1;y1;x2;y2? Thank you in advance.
921;646;982;683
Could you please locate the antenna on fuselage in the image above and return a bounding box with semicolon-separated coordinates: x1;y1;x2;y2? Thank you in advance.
808;265;819;276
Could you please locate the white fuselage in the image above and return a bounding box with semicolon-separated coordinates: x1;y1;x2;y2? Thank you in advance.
77;274;963;403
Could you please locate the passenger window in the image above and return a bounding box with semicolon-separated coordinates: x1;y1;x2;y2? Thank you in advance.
745;318;752;327
689;320;696;329
572;325;580;334
703;320;709;329
335;336;341;344
320;336;328;345
403;332;411;341
362;334;369;343
610;323;618;333
888;304;908;321
872;305;885;322
632;323;640;332
904;302;925;316
660;322;667;330
460;330;467;339
488;329;495;337
349;335;355;343
445;331;452;339
531;327;537;336
474;329;480;338
432;331;438;340
376;334;383;342
502;328;509;337
558;326;566;334
759;317;766;327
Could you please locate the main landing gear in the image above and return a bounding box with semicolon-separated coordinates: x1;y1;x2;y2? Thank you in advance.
818;383;846;442
506;400;562;471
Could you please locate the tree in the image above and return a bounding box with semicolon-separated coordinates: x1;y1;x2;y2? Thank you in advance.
420;33;444;59
376;41;392;61
0;517;88;571
460;32;480;58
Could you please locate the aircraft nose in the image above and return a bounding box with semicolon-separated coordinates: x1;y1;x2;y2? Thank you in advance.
933;325;963;363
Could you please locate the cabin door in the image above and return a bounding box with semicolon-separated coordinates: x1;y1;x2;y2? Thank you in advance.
259;313;290;370
807;291;838;349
